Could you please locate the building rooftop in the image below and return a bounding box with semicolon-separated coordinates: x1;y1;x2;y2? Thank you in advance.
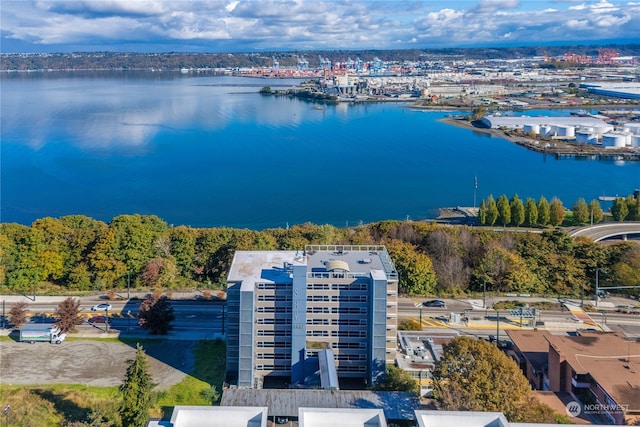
546;332;640;411
396;331;459;371
415;410;509;427
227;251;305;291
482;115;609;129
299;407;387;427
506;330;552;374
147;406;268;427
221;389;420;421
305;245;397;280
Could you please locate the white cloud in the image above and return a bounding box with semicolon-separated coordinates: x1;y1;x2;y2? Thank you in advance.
1;0;638;52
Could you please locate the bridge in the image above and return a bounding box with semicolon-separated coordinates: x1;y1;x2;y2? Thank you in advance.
569;222;640;242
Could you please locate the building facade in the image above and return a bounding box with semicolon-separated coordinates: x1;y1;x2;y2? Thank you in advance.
226;245;398;389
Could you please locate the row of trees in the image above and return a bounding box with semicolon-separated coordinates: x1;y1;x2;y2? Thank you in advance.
479;193;640;228
1;213;639;298
8;293;175;335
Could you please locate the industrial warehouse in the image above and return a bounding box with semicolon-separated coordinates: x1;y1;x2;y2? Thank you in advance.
225;246;398;389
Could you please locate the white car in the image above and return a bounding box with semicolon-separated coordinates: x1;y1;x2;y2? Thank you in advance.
90;303;112;312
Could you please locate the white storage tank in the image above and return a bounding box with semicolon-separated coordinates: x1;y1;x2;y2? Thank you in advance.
539;125;552;136
576;130;598;144
602;132;629;148
556;125;575;137
523;124;540;134
593;125;614;135
623;123;640;135
631;134;640;147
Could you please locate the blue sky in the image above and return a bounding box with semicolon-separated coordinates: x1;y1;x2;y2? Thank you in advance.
1;0;638;53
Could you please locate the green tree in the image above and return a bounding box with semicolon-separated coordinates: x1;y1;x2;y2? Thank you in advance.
537;196;550;226
611;197;629;221
55;297;85;333
8;301;29;328
510;194;525;227
477;200;487;225
625;194;639;220
120;343;154;427
524;198;538;226
432;336;531;420
386;240;437;295
572;198;589;225
496;194;511;227
137;293;175;335
588;199;604;224
373;365;419;393
549;197;565;226
484;195;498;226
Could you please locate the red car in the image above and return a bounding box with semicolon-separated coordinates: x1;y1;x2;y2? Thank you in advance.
88;316;111;324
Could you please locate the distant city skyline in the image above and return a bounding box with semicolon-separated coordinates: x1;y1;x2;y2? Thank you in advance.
1;0;639;53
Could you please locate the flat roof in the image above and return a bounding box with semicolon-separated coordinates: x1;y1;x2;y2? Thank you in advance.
546;333;640;410
147;406;268;427
482;115;609;128
227;251;305;291
305;245;393;278
299;407;387;427
221;389;420;421
506;330;552;373
415;410;508;427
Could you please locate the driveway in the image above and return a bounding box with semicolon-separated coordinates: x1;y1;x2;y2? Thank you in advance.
0;339;194;390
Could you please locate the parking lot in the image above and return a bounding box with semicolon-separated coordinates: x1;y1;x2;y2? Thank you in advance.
0;338;194;389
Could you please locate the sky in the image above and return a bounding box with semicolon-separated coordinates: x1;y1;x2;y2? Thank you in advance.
1;0;639;53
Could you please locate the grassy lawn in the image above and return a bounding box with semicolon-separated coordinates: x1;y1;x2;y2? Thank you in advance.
0;339;226;426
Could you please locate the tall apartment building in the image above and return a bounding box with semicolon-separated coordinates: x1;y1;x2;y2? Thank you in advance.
226;245;398;389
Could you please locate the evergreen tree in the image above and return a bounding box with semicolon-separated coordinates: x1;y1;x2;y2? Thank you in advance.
496;194;511;226
485;195;499;226
524;198;538;226
549;197;565;226
537;196;550;226
611;197;629;221
478;201;487;225
120;344;153;427
588;199;604;224
572;198;589;225
510;194;525;227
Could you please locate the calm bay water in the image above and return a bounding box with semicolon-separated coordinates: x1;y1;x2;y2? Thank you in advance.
1;72;638;229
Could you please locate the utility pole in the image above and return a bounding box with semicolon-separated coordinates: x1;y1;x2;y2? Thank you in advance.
595;269;599;308
496;310;500;346
483;281;486;309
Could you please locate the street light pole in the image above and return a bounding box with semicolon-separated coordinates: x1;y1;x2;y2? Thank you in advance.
483;281;486;309
127;272;130;300
595;268;599;308
496;310;500;346
127;310;131;334
105;307;109;333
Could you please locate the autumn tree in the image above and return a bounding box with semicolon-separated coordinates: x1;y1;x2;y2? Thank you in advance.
386;240;437;295
523;198;538;226
510;194;525;227
549;197;565;226
432;336;531;420
496;194;511;227
373;365;419;393
572;198;590;225
55;297;85;333
8;301;29;327
536;196;550;226
120;343;154;427
138;293;175;335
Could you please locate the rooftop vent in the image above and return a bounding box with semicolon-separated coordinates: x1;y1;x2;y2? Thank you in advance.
326;260;350;272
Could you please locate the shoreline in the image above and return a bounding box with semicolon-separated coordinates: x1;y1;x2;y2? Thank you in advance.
437;116;640;161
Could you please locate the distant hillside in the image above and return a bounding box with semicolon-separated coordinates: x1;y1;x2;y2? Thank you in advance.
2;45;639;71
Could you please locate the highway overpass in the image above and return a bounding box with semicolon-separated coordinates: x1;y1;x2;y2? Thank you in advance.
569;222;640;242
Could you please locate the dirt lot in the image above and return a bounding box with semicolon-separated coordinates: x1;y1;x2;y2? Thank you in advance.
0;339;194;390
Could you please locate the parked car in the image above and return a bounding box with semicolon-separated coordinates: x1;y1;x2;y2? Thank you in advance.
90;303;112;312
423;300;446;308
88;316;111;324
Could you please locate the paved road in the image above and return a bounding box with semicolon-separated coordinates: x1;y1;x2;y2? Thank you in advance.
569;222;640;242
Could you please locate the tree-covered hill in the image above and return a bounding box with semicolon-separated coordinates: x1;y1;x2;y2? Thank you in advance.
1;214;637;298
